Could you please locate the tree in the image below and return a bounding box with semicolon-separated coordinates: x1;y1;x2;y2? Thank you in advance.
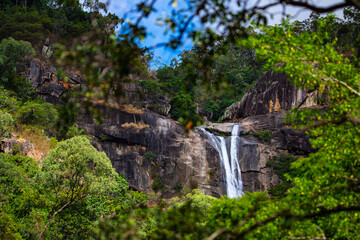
0;37;35;101
0;153;41;240
0;111;14;139
0;37;35;83
36;136;120;238
18;99;59;131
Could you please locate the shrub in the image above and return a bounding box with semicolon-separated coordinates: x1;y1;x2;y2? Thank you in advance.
143;151;157;165
0;37;35;83
267;154;299;197
138;79;163;96
152;177;165;193
0;111;14;138
169;92;195;121
169;92;202;129
269;154;298;181
11;144;21;156
18;100;58;131
0;86;19;112
49;137;58;149
205;98;235;122
173;183;183;192
64;125;84;139
254;130;272;143
4;75;35;102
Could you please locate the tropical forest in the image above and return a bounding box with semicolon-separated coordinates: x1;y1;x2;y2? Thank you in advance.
0;0;360;239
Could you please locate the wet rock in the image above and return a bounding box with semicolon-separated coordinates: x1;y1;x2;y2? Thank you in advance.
236;139;279;192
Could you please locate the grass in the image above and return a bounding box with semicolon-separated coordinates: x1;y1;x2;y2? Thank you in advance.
15;125;51;161
121;122;149;132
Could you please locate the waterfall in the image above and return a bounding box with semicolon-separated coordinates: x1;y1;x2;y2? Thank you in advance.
200;124;244;198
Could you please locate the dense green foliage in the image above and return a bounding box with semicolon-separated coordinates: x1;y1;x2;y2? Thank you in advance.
146;44;264;123
0;111;14;138
0;1;145;239
169;92;197;122
0;137;143;239
0;37;35;101
37;136;119;238
18;100;59;131
267;155;298;197
0;1;117;44
1;0;360;239
0;38;35;77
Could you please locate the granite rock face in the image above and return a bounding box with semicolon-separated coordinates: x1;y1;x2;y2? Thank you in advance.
145;95;171;116
236;139;279;192
27;60;83;104
77;106;283;196
222;69;320;121
76;104;297;196
78;107;219;196
23;61;312;198
0;138;33;156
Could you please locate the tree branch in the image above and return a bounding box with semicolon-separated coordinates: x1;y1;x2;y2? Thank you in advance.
283;0;353;13
39;201;71;239
38;192;88;239
327;76;360;97
206;205;360;240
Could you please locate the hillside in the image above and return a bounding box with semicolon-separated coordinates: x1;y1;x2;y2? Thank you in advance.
1;1;360;239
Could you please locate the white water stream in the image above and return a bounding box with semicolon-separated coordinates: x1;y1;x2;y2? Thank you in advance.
200;124;244;198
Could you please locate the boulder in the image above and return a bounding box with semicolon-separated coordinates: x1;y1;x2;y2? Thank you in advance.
0;138;33;156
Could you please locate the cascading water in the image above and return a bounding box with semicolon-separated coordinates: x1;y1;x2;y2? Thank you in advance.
200;124;244;198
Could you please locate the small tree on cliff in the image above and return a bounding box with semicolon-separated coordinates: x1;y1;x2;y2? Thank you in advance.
37;136;120;238
0;111;14;139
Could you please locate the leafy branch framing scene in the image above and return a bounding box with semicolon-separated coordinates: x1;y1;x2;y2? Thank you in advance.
0;0;359;239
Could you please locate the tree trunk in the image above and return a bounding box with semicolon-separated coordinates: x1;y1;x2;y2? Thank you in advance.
38;201;71;239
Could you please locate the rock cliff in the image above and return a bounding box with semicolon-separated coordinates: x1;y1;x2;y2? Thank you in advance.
24;60;311;198
77;106;284;196
222;68;320;121
78;107;217;196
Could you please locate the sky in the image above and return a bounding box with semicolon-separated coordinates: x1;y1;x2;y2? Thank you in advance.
105;0;345;68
